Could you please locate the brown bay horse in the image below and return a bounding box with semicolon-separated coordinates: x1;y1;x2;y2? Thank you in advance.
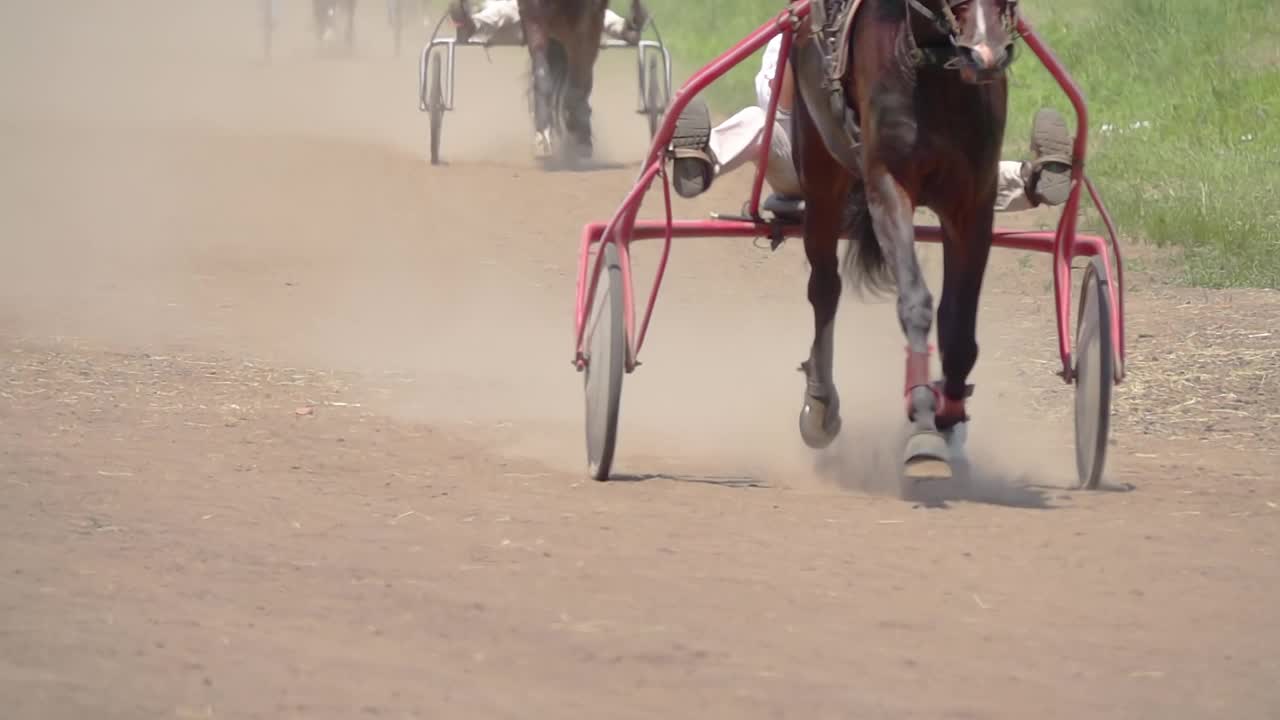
791;0;1018;478
517;0;646;162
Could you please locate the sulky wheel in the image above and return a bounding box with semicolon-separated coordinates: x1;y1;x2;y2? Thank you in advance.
428;53;444;165
388;0;404;57
261;0;275;62
583;241;626;480
1073;255;1115;490
645;53;665;139
341;0;356;54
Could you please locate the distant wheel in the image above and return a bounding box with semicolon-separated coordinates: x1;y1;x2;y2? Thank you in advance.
645;53;664;139
388;0;403;56
261;0;274;61
343;4;356;53
428;53;444;165
313;3;334;52
583;241;626;480
1074;255;1114;490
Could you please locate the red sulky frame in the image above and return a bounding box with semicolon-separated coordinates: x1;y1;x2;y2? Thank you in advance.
573;0;1125;386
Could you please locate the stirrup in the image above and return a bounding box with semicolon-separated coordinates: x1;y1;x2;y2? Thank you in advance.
762;193;805;222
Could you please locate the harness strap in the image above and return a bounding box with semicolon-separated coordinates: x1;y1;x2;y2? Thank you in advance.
904;0;961;36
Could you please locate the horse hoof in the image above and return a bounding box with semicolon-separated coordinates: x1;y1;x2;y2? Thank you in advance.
904;430;952;481
533;131;553;159
798;395;842;449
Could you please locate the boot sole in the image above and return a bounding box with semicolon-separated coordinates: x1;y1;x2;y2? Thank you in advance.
670;97;713;199
1030;108;1073;207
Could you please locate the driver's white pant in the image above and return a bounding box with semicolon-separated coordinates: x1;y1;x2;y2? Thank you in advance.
710;104;1033;210
469;0;520;42
471;0;632;42
708;106;800;196
601;8;630;38
994;162;1034;212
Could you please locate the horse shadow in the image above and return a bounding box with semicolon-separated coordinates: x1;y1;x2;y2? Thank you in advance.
902;468;1135;510
538;156;630;173
608;472;769;489
899;466;1059;510
811;433;1138;510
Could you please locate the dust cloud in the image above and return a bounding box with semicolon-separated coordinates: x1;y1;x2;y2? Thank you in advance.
0;0;1072;498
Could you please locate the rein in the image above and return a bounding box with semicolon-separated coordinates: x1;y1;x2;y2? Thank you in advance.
904;0;963;37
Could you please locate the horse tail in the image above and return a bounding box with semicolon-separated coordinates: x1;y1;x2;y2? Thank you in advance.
839;184;896;297
546;39;569;125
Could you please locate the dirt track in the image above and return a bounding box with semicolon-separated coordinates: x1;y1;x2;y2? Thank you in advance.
2;2;1279;718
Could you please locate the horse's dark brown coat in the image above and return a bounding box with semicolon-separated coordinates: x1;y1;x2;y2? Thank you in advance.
791;0;1017;448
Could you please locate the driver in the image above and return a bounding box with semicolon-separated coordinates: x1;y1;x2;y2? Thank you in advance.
447;0;649;46
669;34;1074;212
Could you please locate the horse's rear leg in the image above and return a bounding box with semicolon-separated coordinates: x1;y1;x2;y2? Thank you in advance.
527;40;556;158
865;167;951;477
562;66;595;160
521;7;558;158
562;22;603;160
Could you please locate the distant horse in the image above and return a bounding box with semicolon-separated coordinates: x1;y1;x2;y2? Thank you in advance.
314;0;357;49
516;0;646;162
790;0;1018;477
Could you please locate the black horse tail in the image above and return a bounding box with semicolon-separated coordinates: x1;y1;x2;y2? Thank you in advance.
839;184;896;297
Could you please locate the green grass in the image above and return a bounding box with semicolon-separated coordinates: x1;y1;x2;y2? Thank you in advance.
645;0;782;110
642;0;1280;288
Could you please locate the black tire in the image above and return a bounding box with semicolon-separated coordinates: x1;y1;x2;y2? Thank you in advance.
583;242;626;481
1074;256;1114;490
313;1;326;48
428;54;444;165
645;53;664;139
343;8;355;55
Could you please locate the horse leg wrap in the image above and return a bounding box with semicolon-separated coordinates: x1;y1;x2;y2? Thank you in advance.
903;345;936;421
903;347;973;429
906;343;972;425
935;382;973;431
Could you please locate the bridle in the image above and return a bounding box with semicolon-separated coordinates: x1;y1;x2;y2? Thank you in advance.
904;0;1018;37
900;0;1020;71
905;0;966;37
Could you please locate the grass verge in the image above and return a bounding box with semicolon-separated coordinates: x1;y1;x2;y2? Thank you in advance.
641;0;1280;288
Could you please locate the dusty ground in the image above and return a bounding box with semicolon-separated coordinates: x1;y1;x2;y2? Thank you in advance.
2;2;1279;718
